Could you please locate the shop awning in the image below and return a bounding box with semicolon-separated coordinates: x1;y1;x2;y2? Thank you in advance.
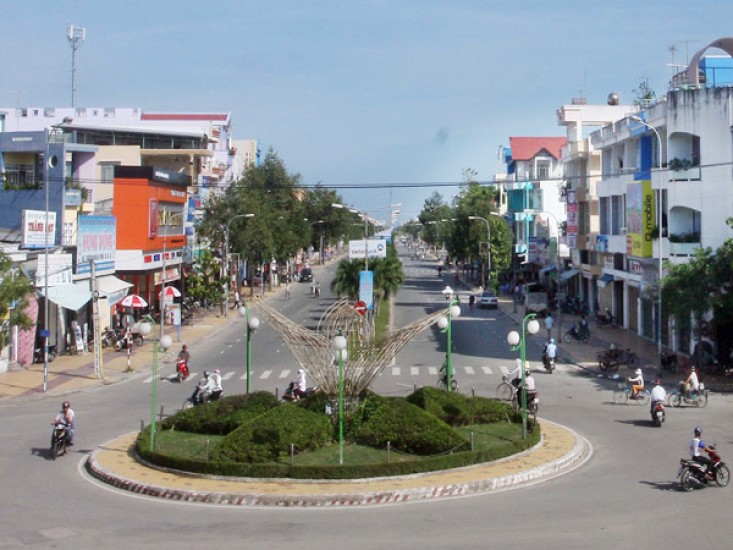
559;268;581;282
39;284;91;311
598;273;615;288
97;275;133;306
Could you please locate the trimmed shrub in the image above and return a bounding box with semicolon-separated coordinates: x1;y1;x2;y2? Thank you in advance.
161;391;279;435
407;387;513;426
216;404;332;463
355;397;465;455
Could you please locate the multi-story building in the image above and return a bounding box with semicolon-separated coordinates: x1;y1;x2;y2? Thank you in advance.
497;137;567;288
590;37;733;358
556;96;635;313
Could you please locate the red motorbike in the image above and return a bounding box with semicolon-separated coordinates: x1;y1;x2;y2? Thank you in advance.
176;359;189;383
678;445;730;490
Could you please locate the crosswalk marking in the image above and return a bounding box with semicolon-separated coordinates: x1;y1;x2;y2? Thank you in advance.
392;367;400;376
428;366;437;375
222;371;235;381
482;366;492;375
260;370;272;379
410;367;419;376
465;366;475;374
279;369;291;379
499;366;510;375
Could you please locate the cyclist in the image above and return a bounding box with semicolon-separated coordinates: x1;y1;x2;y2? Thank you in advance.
627;368;644;399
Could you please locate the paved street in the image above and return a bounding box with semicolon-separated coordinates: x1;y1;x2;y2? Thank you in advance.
0;247;732;549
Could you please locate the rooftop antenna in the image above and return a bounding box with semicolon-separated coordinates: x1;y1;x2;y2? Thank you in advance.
67;25;86;108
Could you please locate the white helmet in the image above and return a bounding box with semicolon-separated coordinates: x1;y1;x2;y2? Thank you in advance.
635;368;642;375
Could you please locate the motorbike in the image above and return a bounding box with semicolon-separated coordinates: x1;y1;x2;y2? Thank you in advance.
182;386;223;409
50;421;68;460
668;383;709;408
113;329;145;351
598;346;639;371
33;345;57;364
282;381;319;401
660;351;679;374
651;400;665;427
678;444;730;491
595;308;616;328
102;326;121;348
175;359;190;383
542;352;555;374
563;323;590;344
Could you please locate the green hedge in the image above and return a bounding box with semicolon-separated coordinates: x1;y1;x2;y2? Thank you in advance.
407;387;515;426
160;391;279;435
355;396;466;455
215;404;332;463
136;424;540;480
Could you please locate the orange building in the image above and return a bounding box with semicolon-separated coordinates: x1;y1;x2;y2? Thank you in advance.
112;166;188;314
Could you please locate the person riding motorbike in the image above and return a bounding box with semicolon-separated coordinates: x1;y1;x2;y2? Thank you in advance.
543;338;557;370
176;344;190;365
293;368;307;400
209;368;223;401
522;367;537;402
627;368;644;399
190;371;212;405
650;378;667;415
52;401;75;446
681;366;699;399
690;426;714;478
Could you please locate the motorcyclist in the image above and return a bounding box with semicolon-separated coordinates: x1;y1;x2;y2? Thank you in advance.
522;367;536;402
438;265;442;276
543;338;557;369
209;368;223;401
191;371;211;405
52;401;75;446
294;368;307;399
649;378;667;415
176;344;190;365
681;366;699;399
690;426;714;478
627;368;644;399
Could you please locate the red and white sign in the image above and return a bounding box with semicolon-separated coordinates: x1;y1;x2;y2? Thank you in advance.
354;300;367;316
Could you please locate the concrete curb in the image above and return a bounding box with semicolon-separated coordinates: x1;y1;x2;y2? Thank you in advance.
84;421;591;508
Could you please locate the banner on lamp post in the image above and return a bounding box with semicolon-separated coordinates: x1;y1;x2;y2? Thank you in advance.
358;270;374;310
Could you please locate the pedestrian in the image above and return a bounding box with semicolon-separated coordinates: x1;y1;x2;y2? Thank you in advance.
544;313;554;339
285;280;292;299
468;294;475;311
232;289;241;309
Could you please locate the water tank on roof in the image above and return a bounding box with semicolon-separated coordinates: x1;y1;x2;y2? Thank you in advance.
607;92;620;106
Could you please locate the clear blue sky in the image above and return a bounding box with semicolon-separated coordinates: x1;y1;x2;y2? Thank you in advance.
3;1;732;222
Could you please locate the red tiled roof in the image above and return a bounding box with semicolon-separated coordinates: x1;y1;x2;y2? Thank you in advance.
141;113;228;121
509;137;566;161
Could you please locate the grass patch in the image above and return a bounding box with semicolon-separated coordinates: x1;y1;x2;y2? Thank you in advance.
153;430;224;460
289;442;421;466
455;423;524;451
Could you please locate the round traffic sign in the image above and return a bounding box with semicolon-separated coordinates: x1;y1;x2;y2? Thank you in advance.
354;300;367;316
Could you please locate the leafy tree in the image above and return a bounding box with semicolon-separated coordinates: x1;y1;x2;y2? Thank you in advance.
0;252;34;353
184;249;224;308
330;243;404;307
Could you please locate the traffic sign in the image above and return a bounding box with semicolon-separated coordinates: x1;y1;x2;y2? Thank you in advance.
354;300;367;316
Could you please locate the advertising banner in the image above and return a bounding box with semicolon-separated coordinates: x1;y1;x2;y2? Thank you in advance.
77;216;116;275
626;180;655;258
22;209;56;249
348;239;388;260
359;270;375;310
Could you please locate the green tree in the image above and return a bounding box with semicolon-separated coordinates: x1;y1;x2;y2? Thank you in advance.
330;243;404;308
0;252;34;353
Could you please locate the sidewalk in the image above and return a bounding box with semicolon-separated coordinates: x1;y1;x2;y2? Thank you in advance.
84;419;591;507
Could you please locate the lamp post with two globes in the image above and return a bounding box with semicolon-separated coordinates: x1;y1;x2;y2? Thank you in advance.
507;313;540;438
437;286;461;391
139;316;173;452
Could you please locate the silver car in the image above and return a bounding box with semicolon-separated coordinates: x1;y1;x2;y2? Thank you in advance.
477;291;498;309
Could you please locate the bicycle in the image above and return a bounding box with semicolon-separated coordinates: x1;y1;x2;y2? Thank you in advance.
612;383;650;405
496;376;516;401
437;364;458;391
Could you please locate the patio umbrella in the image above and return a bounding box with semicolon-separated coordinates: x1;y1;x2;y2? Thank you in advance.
159;286;181;299
119;294;148;308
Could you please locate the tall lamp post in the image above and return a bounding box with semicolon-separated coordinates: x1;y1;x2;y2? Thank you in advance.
332;333;348;465
139;315;172;452
308;219;325;264
437;285;461;391
224;213;254;317
468;215;491;289
507;313;540;438
238;305;260;393
630;115;664;357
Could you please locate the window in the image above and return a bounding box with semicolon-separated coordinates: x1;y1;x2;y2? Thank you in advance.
99;162;120;183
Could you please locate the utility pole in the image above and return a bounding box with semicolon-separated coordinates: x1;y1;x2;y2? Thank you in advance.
67;25;86;108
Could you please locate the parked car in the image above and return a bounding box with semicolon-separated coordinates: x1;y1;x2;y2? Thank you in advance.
477;290;498;309
298;268;313;282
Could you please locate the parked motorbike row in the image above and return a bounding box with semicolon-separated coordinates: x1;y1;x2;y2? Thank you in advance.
101;326;145;351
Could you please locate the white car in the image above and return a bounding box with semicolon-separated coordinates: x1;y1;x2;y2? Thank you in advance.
476;291;498;309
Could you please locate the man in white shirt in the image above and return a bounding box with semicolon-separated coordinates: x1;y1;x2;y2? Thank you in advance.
683;366;699;398
650;378;667;414
294;369;307;399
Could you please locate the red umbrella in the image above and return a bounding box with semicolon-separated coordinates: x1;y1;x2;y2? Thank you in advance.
119;294;148;308
159;286;181;299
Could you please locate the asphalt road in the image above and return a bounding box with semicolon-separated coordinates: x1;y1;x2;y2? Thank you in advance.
1;247;732;549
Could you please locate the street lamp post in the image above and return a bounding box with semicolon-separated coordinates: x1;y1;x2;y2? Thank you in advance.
224;213;254;317
468;216;491;289
307;219;325;264
437;285;461;391
507;314;540;438
238;305;260;393
631;115;664;357
139;315;172;452
332;333;348;465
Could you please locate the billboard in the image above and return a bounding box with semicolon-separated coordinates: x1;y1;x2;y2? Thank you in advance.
626;180;655;258
21;209;56;249
359;270;375;310
348;239;388;260
77;216;117;275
